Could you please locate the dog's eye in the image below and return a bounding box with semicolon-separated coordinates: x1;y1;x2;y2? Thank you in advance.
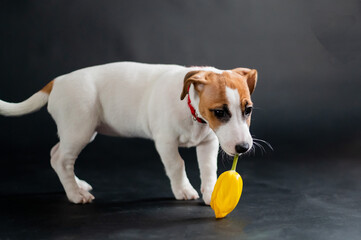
244;106;253;116
210;105;231;122
214;110;225;118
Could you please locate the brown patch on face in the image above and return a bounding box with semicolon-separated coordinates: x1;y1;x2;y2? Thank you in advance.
241;98;253;127
197;72;228;130
229;69;258;126
188;69;257;130
225;71;252;103
225;71;254;126
41;80;54;94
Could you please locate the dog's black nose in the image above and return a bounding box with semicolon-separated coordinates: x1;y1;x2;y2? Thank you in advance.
235;143;249;153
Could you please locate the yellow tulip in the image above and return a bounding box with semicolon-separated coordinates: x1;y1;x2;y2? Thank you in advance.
210;154;243;218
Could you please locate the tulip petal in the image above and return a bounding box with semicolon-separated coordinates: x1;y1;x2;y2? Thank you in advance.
210;170;243;218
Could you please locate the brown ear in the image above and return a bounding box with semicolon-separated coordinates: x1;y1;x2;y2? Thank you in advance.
232;67;252;76
246;69;257;94
180;71;207;100
232;68;258;95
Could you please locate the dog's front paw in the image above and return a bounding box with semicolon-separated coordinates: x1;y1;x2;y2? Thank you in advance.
201;181;216;205
172;183;199;200
201;188;213;205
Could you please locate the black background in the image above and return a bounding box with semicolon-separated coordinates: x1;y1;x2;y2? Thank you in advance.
0;1;360;239
1;0;360;157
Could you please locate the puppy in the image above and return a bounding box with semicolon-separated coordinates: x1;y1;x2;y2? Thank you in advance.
0;62;257;204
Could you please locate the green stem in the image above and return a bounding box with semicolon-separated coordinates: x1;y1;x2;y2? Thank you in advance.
231;154;239;171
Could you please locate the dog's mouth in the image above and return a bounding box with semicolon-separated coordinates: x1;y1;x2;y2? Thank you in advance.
220;144;252;157
220;147;237;157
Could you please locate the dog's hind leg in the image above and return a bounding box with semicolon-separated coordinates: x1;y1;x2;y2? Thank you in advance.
50;127;96;204
47;78;100;203
50;142;59;157
51;142;93;192
49;111;98;203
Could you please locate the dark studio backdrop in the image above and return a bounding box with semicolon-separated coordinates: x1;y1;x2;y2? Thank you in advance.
0;0;360;158
0;1;360;239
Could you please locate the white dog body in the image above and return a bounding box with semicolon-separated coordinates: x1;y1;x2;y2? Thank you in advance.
0;62;257;204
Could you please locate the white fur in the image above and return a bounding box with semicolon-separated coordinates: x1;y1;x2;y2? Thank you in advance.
0;92;49;116
0;62;219;204
0;62;252;205
215;87;253;155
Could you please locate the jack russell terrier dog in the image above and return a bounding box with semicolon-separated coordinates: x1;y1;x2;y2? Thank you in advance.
0;62;257;205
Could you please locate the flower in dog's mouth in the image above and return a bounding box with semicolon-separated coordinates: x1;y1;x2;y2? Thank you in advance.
210;154;243;218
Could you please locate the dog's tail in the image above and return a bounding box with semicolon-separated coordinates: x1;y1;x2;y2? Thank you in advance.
0;80;54;117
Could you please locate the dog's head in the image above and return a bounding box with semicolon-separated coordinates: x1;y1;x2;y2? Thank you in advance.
181;67;257;156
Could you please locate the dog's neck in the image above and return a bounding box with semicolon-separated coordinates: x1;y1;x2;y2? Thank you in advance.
187;86;206;124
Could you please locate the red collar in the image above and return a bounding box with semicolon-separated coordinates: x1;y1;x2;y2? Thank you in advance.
187;87;207;124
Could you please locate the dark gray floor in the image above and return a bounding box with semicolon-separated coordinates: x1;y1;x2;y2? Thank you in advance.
0;138;360;240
